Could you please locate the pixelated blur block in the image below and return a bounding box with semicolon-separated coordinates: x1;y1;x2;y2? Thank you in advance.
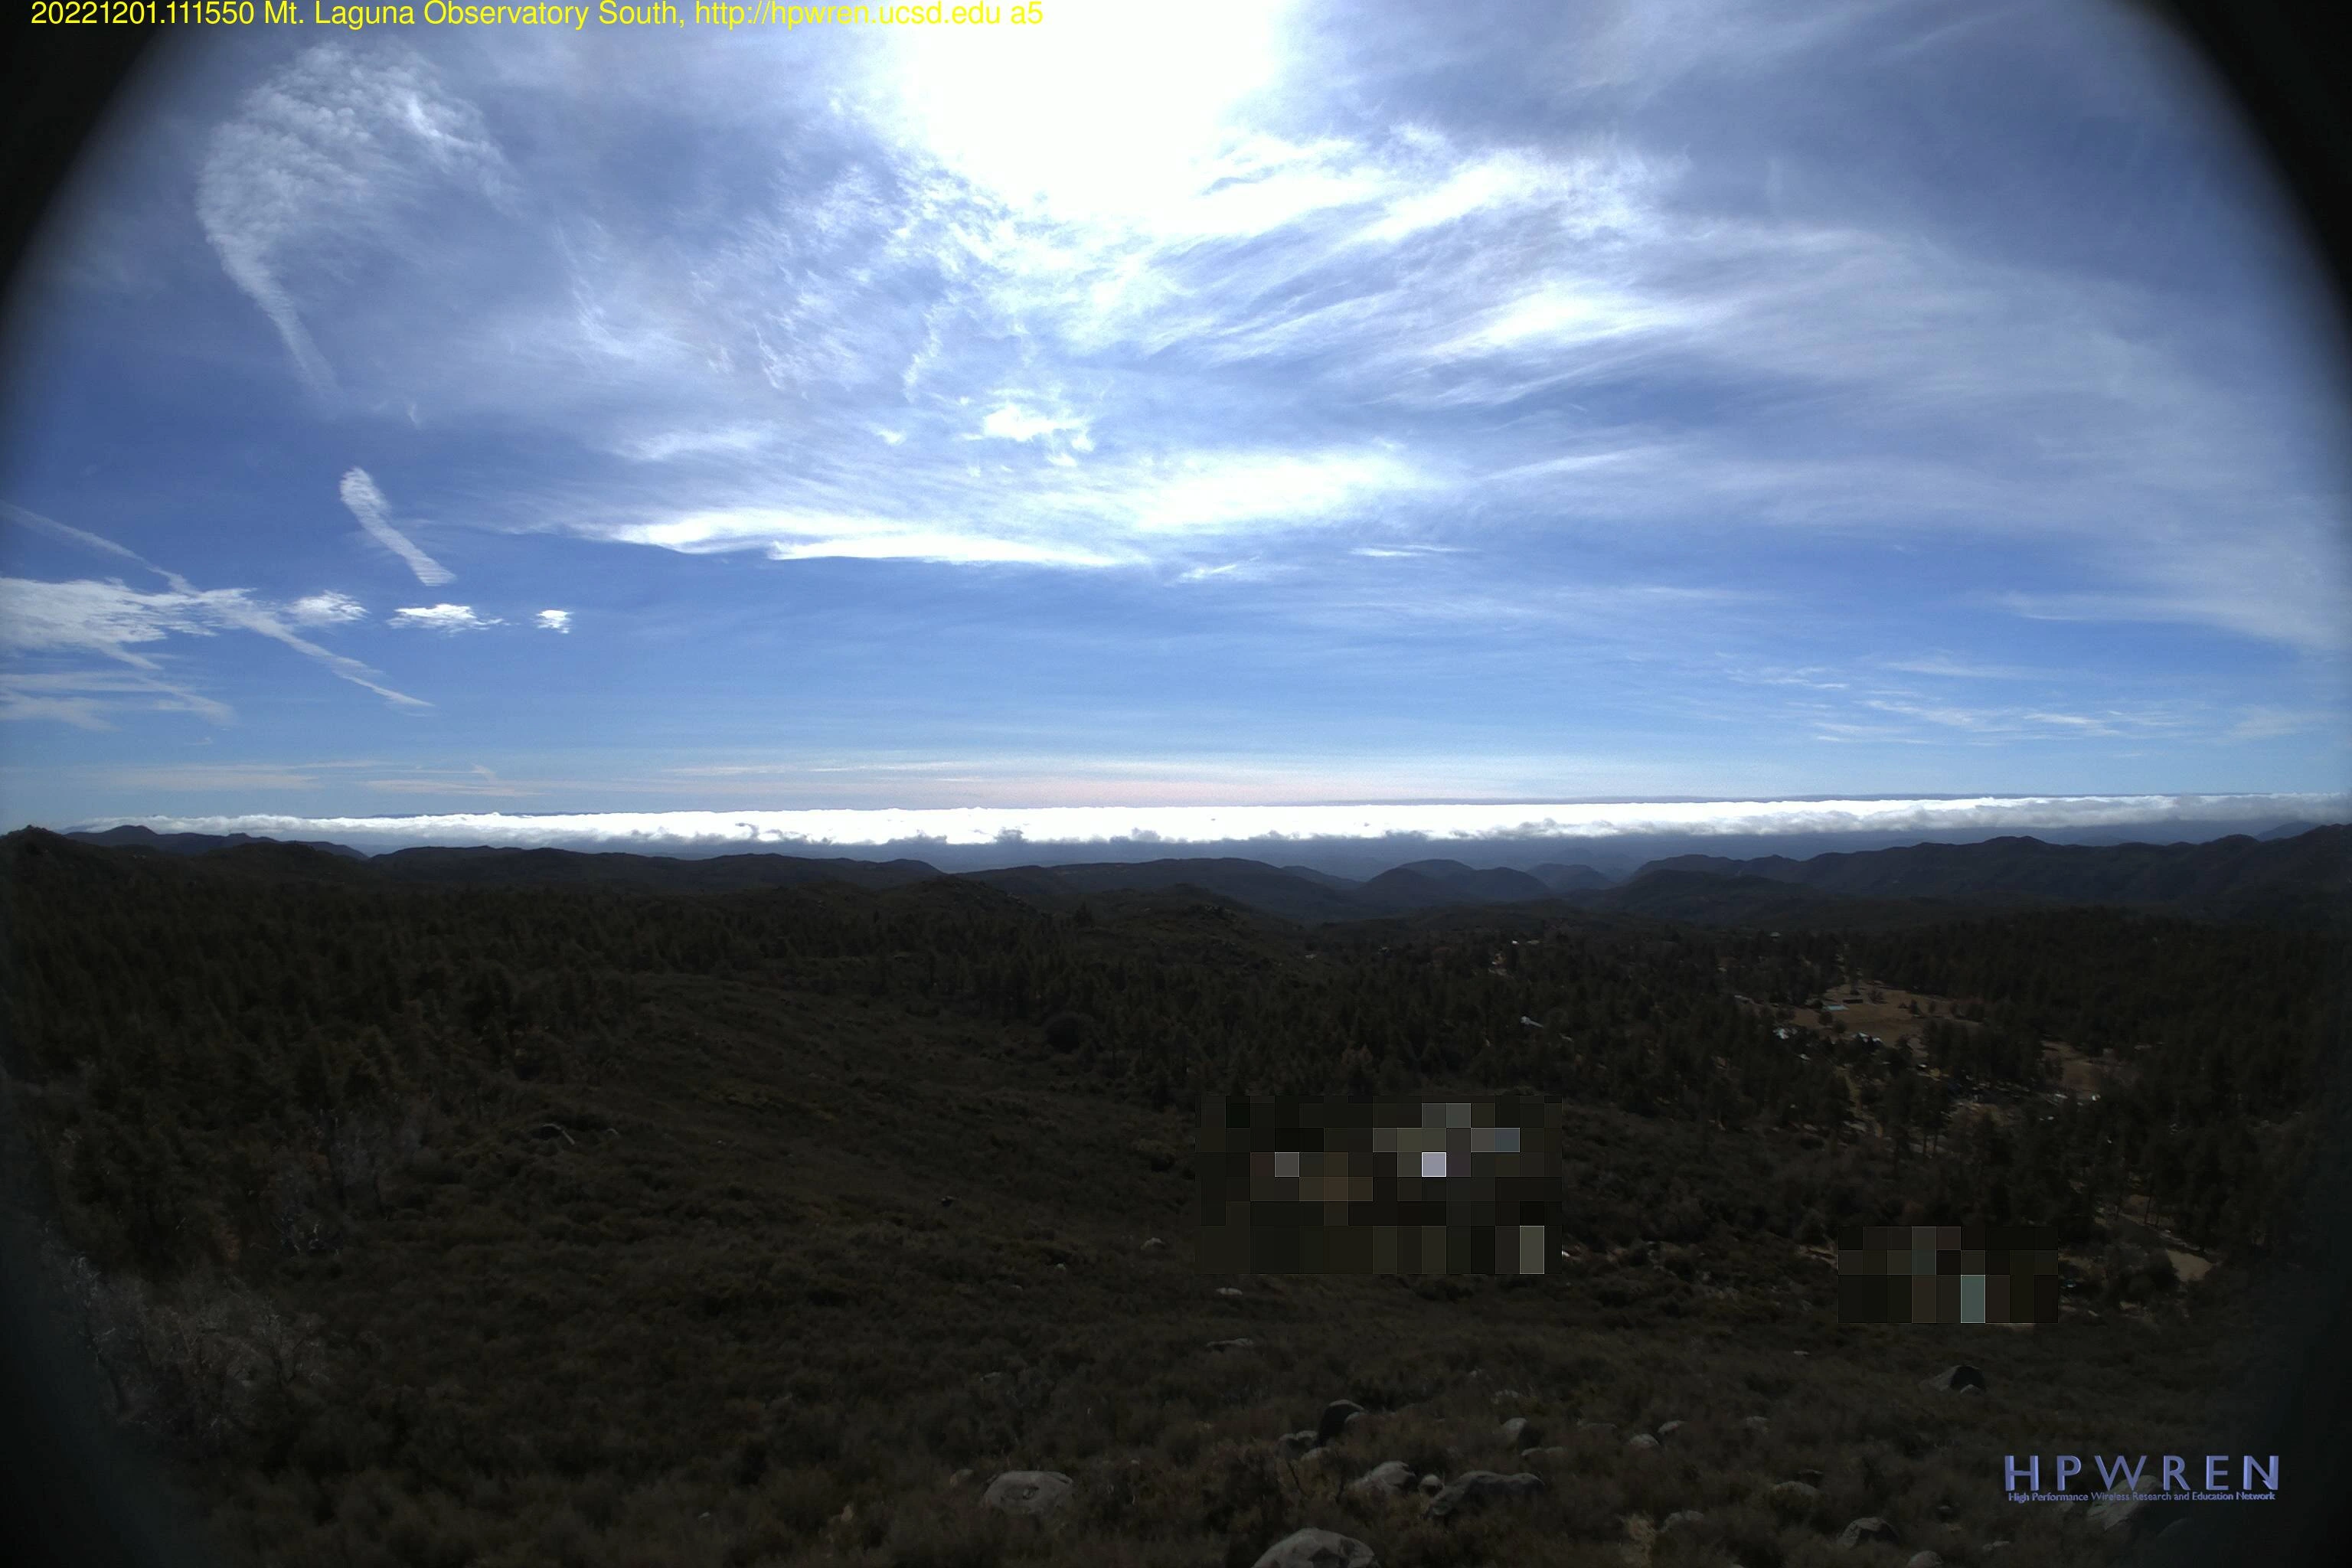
1194;1096;1560;1274
1834;1223;2059;1323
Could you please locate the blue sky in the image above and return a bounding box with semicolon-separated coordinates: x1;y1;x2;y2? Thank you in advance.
2;0;2347;841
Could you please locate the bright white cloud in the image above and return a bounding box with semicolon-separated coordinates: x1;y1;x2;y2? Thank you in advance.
87;793;2351;853
978;404;1088;443
389;603;501;632
535;609;573;633
1130;450;1423;533
598;507;1125;568
286;590;368;626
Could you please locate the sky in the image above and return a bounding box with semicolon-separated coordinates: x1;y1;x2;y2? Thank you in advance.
2;0;2348;849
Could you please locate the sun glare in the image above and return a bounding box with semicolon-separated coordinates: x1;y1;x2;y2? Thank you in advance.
885;0;1298;222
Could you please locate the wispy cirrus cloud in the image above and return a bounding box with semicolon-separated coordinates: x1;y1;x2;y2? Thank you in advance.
5;2;2344;825
195;45;511;397
0;668;234;730
0;504;426;717
146;19;2343;668
339;469;453;586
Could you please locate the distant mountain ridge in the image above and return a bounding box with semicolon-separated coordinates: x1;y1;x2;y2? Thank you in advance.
67;823;371;860
1622;829;2351;921
31;822;2348;926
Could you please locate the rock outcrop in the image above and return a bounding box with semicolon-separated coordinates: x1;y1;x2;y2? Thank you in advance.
980;1472;1073;1516
1317;1400;1366;1444
1344;1460;1417;1499
1251;1528;1377;1568
1836;1517;1900;1547
1919;1364;1987;1394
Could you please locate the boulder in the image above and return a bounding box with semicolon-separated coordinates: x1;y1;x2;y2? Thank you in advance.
1836;1517;1899;1548
1252;1527;1377;1568
1344;1460;1418;1499
1424;1471;1545;1522
1207;1338;1256;1352
1317;1400;1367;1444
980;1471;1073;1516
1767;1481;1823;1514
1217;1286;1245;1298
1662;1510;1706;1532
1142;1236;1167;1252
1656;1419;1685;1439
1919;1364;1987;1394
1498;1416;1531;1446
1795;1468;1826;1486
1418;1473;1442;1495
1627;1433;1660;1454
1906;1554;1944;1568
1277;1430;1318;1458
946;1468;972;1488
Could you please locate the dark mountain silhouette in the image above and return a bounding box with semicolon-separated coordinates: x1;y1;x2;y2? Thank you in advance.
66;824;368;860
365;844;945;893
1573;870;1957;930
1615;828;2348;923
23;823;2346;926
1529;861;1615;893
967;858;1370;924
1361;861;1553;910
1392;858;1557;900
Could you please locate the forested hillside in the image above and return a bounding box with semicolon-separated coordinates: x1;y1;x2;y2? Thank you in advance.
0;828;2342;1567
